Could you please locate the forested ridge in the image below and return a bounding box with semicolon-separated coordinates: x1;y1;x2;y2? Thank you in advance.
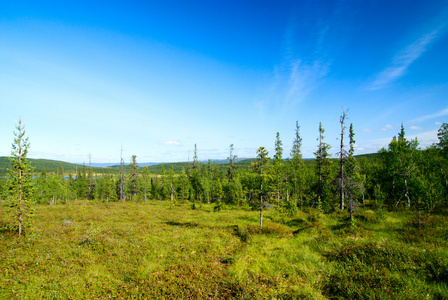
1;122;447;213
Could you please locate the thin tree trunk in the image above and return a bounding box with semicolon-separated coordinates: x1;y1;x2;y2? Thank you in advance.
260;167;263;230
340;109;346;210
404;178;411;208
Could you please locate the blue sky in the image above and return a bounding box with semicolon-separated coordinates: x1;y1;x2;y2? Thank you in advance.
1;0;448;164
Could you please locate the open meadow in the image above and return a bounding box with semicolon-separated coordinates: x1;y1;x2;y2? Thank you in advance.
1;201;447;299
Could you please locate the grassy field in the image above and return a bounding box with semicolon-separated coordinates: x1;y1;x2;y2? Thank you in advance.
1;201;447;299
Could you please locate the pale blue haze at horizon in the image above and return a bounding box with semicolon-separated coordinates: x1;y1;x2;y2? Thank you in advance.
1;1;447;164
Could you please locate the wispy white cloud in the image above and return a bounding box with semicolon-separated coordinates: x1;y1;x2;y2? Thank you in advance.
436;121;443;126
357;129;439;155
257;8;333;115
159;141;181;146
409;125;422;130
285;59;329;106
411;107;448;123
369;27;444;90
381;124;394;131
407;129;439;148
363;128;374;133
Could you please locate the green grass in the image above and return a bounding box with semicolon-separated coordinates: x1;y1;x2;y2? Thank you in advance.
1;202;447;299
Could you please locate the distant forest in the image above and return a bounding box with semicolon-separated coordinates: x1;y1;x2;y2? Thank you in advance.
1;119;447;216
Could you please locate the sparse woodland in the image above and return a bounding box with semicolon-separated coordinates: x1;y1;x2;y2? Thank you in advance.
1;118;448;299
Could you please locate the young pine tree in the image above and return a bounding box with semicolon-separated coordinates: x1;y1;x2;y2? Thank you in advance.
6;119;35;237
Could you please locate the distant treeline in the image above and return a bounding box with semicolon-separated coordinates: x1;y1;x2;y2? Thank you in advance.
1;120;447;215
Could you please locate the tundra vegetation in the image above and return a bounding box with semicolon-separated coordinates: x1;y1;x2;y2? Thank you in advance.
1;118;448;299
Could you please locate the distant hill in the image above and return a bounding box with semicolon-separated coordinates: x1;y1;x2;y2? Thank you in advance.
89;162;160;168
0;157;109;176
0;153;381;177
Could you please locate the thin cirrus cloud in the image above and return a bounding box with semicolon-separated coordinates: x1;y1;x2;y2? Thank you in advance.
381;124;394;131
411;107;448;123
369;26;445;90
159;141;181;146
258;13;331;113
286;59;329;106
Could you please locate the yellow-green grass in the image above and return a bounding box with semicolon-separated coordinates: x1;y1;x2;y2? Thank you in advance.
1;201;447;299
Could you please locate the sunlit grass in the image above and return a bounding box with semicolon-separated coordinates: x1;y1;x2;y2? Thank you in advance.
1;200;447;299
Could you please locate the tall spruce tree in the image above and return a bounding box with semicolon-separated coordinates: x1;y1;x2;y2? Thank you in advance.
168;166;176;204
345;123;363;223
142;164;150;202
314;122;332;210
119;146;126;201
273;132;284;206
227;144;237;182
189;144;202;203
193;144;199;170
87;153;95;200
339;109;348;210
290;121;307;209
253;147;270;230
6;119;34;237
129;155;139;201
178;167;190;205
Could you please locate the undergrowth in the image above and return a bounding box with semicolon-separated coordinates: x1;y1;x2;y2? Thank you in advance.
0;201;447;299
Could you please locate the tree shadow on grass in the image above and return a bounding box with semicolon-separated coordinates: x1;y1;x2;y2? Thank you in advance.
165;220;199;228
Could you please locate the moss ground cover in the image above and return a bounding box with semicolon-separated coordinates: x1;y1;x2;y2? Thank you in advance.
1;202;447;299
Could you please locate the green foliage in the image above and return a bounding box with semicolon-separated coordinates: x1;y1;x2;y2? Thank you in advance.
283;199;299;216
288;121;308;209
5;119;35;237
1;201;447;298
437;122;448;155
314;122;333;210
128;155;139;201
273;132;285;206
0;157;104;177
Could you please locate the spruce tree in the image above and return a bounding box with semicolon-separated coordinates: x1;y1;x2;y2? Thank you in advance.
6;119;34;237
253;147;270;230
227;144;237;182
142;164;150;202
87;153;95;200
119;146;126;201
345;123;363;223
273;132;284;206
178;167;189;205
189;144;202;203
193;144;199;170
129;155;139;201
314;122;332;210
290;121;307;209
339;109;348;210
168;166;176;204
